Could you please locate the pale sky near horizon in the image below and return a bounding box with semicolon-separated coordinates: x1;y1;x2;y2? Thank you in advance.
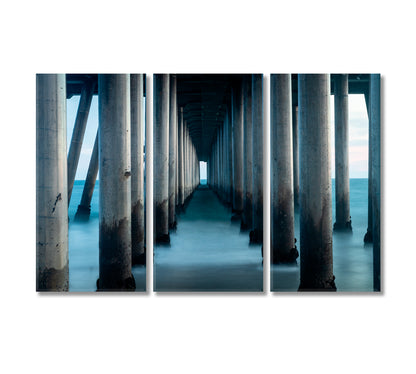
66;92;368;181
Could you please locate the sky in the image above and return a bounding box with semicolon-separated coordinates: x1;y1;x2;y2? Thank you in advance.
66;89;368;181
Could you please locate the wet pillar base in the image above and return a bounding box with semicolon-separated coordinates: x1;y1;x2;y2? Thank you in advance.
333;219;352;231
272;246;299;264
364;228;373;243
37;266;69;292
74;204;91;222
132;250;146;266
298;275;336;292
155;203;170;244
249;229;263;244
97;220;136;291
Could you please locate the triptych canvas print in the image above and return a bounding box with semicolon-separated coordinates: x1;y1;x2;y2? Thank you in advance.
36;73;381;293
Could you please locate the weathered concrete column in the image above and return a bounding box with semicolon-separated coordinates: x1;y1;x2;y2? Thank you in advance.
251;74;263;243
98;74;135;291
154;74;170;243
223;117;230;204
370;74;381;292
74;130;98;222
219;125;224;199
333;74;352;231
222;122;227;200
298;74;335;291
271;74;298;264
292;104;299;208
67;79;95;204
232;80;244;215
216;129;221;195
36;74;68;291
184;123;189;199
175;106;179;208
227;106;233;205
242;75;253;230
364;89;373;243
130;74;145;265
178;107;184;207
168;75;177;229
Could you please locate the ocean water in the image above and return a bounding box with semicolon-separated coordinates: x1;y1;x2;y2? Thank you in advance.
271;178;373;292
154;185;263;292
67;179;371;292
68;180;146;292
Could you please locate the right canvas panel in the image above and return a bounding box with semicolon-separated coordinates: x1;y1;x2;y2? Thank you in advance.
270;74;381;292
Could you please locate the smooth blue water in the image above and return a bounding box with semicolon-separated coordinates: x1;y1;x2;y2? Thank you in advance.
271;178;373;292
68;181;146;292
154;186;263;291
68;179;371;292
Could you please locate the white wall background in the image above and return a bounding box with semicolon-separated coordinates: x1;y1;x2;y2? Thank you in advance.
1;1;414;373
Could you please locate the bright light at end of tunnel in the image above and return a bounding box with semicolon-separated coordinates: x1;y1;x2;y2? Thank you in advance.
200;161;207;184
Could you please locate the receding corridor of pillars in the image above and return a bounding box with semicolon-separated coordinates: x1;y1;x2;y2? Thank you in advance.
270;73;380;291
154;74;263;248
36;74;146;291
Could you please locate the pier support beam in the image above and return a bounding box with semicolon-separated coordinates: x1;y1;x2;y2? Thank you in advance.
178;107;184;207
232;80;244;216
370;74;381;291
242;75;253;230
364;90;373;243
168;75;177;229
227;106;233;205
251;74;263;243
292;104;299;208
74;131;98;222
154;74;170;243
130;74;145;265
298;74;336;291
271;74;298;264
97;74;135;291
67;79;94;204
333;74;352;231
36;74;69;291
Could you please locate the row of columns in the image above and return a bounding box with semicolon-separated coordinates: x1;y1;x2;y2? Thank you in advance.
154;74;199;244
37;73;380;292
270;73;380;291
37;74;145;291
207;74;263;244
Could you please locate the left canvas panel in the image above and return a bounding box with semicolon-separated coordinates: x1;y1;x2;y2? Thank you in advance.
36;74;146;292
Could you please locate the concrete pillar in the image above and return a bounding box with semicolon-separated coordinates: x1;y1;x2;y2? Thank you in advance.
232;80;244;214
74;130;98;222
36;74;68;291
333;74;352;230
168;75;177;229
227;106;233;205
184;123;188;199
298;74;335;291
222;122;227;200
292;104;299;208
154;74;170;243
251;74;263;243
175;106;179;207
67;79;95;205
271;74;298;264
98;74;135;291
242;76;253;230
178;108;184;206
364;89;373;243
370;74;381;291
215;128;222;199
130;74;145;265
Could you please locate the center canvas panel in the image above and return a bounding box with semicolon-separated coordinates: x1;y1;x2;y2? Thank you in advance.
153;74;263;292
